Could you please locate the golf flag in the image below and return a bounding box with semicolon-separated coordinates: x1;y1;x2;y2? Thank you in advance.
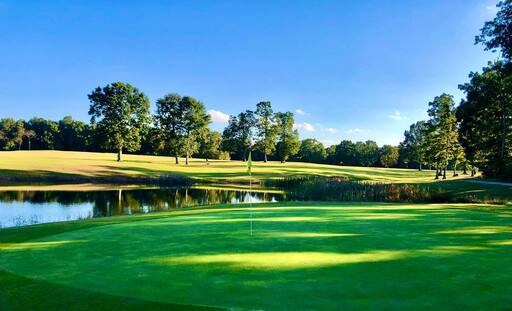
247;151;252;176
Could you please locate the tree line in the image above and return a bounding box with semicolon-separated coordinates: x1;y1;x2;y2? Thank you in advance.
0;84;302;164
1;1;511;179
400;0;512;180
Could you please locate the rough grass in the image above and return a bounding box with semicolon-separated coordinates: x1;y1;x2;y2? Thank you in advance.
1;202;512;310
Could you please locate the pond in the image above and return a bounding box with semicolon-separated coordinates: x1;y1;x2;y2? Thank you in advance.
0;187;284;228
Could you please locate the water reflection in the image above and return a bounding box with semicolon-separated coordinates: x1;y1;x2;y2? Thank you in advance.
0;187;283;228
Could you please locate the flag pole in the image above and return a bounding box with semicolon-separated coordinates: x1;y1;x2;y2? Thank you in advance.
247;150;253;236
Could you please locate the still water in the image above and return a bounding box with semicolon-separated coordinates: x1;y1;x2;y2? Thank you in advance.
0;187;284;228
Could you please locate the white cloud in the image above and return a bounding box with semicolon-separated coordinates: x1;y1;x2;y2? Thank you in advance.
294;122;316;132
295;109;308;116
318;139;338;146
346;128;367;134
208;109;230;123
486;5;499;14
388;110;407;121
324;127;338;133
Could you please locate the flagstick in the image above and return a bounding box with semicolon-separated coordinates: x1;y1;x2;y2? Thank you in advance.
249;174;253;236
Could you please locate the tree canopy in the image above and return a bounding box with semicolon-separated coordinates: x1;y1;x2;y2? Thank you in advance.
88;82;151;161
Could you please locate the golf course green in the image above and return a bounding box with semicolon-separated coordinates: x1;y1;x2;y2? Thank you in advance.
1;202;512;310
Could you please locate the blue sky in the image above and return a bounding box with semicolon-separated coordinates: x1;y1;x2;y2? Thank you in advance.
0;0;499;146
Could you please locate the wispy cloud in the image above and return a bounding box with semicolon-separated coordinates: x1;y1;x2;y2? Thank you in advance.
346;128;367;134
295;109;308;116
294;122;315;132
208;109;230;123
315;123;338;133
388;110;407;121
486;4;499;14
318;139;338;146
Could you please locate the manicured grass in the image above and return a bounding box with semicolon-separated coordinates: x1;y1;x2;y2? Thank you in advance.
0;150;438;183
1;202;512;310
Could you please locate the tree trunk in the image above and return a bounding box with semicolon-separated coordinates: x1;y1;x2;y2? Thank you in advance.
264;153;268;163
28;138;31;151
463;167;467;175
117;149;123;162
435;166;439;180
186;152;189;165
175;156;179;165
453;164;457;177
501;98;507;161
418;163;422;171
443;168;446;179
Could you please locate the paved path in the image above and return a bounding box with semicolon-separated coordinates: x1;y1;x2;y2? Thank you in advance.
462;179;512;187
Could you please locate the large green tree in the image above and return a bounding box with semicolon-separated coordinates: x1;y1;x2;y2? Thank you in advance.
88;82;150;161
154;94;210;165
26;117;59;150
476;0;512;61
222;110;256;161
399;121;430;170
180;96;211;165
458;61;512;178
0;118;20;150
332;140;357;166
254;101;277;163
197;129;223;162
56;116;88;151
295;138;326;163
379;145;399;168
426;94;462;179
275;112;299;163
355;140;379;167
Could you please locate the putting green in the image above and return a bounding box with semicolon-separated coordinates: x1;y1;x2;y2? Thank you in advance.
1;202;512;310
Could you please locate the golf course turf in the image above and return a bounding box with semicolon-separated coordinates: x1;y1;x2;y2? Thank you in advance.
1;202;512;310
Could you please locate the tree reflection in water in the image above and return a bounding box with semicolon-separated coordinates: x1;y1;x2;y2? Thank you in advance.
0;187;283;228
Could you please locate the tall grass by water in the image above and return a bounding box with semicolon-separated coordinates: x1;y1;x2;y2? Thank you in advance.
268;176;495;203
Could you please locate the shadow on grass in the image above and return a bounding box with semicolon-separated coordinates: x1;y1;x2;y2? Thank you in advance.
0;269;221;311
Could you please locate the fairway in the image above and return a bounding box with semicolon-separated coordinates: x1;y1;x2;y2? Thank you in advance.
1;202;512;310
0;150;437;183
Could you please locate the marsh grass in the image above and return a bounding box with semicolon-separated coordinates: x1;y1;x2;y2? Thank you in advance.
268;176;507;204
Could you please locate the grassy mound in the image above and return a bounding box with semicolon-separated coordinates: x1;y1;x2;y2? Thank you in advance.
1;202;512;310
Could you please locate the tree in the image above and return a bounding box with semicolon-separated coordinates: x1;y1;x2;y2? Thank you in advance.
325;145;337;164
26;118;58;150
255;101;278;163
275;112;299;163
197;129;222;161
476;0;512;61
56;116;88;151
154;94;210;165
222;110;256;161
295;139;326;163
458;61;512;178
154;94;184;163
400;121;430;170
355;140;379;167
88;82;150;161
0;118;20;150
180;96;211;165
333;140;357;166
427;94;461;179
380;145;399;168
